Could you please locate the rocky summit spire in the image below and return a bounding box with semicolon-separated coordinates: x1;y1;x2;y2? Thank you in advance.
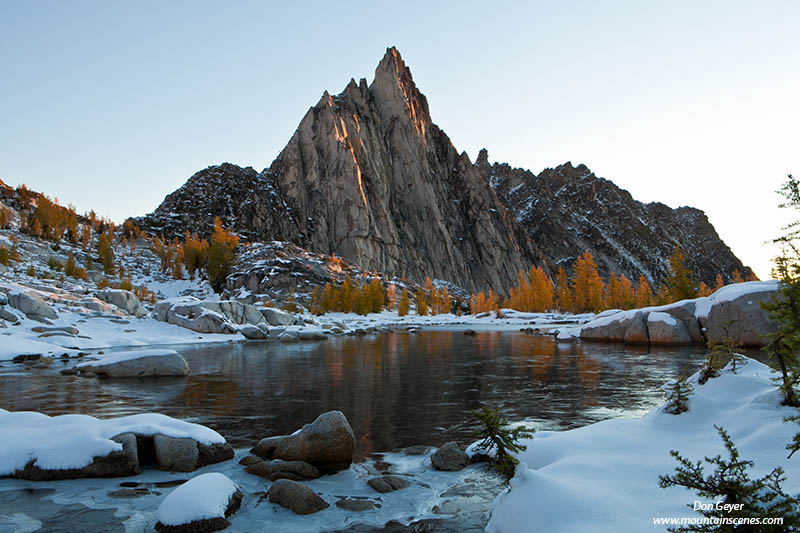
369;47;432;137
140;47;752;294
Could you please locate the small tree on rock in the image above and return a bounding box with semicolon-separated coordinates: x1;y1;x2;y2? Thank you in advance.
472;407;535;479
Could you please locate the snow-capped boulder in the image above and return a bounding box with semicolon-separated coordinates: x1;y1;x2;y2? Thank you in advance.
622;311;649;344
96;289;147;318
660;301;704;343
251;411;355;473
0;410;234;480
155;473;242;532
245;459;320;481
647;312;692;345
14;432;140;481
8;290;57;320
699;282;779;347
267;479;329;515
431;441;470;471
76;350;189;378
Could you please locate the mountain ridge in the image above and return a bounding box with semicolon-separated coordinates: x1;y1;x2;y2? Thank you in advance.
138;46;752;293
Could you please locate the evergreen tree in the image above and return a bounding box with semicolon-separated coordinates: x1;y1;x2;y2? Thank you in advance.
0;246;9;266
386;284;397;310
666;245;698;302
659;426;800;532
339;275;355;313
97;229;115;275
321;283;337;313
761;174;800;406
207;217;239;293
663;368;694;414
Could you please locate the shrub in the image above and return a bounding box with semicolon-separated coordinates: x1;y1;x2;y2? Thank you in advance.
97;277;110;290
25;264;35;277
473;407;535;479
659;426;800;532
120;276;133;291
663;368;694;414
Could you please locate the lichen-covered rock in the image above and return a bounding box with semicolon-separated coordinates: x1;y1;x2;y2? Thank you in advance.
251;411;355;473
267;479;329;515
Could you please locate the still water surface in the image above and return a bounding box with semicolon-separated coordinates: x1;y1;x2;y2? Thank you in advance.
0;330;724;457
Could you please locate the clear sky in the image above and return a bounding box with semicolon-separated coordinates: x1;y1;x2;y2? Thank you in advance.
1;1;798;279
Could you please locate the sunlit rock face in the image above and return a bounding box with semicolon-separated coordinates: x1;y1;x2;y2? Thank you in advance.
140;47;751;293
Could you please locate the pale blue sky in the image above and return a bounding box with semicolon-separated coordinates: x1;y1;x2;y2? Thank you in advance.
1;1;798;278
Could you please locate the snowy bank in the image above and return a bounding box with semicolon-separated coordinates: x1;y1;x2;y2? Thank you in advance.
487;358;800;532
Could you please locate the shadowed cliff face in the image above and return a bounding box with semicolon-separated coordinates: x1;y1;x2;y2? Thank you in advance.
477;152;752;285
140;47;751;293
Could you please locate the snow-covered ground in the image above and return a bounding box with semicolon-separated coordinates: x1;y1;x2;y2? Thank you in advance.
486;357;800;532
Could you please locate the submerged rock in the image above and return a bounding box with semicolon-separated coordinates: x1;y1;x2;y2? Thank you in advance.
252;411;355;473
268;479;329;515
245;459;320;481
367;475;410;493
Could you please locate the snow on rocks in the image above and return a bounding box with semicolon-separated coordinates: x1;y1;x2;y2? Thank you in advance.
486;358;800;533
155;472;243;532
251;411;356;474
95;289;147;318
0;410;234;480
565;281;779;347
153;297;303;335
76;349;189;377
8;290;57;321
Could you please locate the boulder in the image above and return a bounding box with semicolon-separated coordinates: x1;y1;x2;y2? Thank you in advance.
199;301;266;326
155;473;242;533
647;312;692;345
662;301;704;343
623;312;649;344
167;304;237;334
245;459;320;481
297;331;328;341
77;350;189;378
239;325;267;340
367;475;410;493
8;290;57;320
431;441;470;471
15;432;140;481
267;479;329;515
0;306;20;323
96;290;147;318
262;307;295;326
154;435;200;472
251;411;355;473
197;442;235;466
701;288;778;347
